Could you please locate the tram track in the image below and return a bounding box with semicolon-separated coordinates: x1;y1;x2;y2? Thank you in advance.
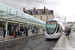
7;35;45;50
8;39;46;50
9;39;57;50
30;40;46;50
0;34;57;50
30;40;57;50
47;41;56;50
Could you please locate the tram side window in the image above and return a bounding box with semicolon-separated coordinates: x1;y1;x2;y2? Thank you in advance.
59;24;63;32
56;24;59;33
59;24;61;32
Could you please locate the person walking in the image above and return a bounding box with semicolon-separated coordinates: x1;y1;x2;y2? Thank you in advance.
3;27;6;38
67;28;71;36
26;27;28;37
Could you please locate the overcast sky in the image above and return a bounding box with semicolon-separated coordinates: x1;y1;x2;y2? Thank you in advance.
0;0;75;22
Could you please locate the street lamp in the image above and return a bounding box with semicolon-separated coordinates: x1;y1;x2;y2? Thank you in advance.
65;17;66;23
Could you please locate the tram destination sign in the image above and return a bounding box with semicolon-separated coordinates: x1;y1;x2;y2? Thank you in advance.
49;22;55;24
47;21;55;24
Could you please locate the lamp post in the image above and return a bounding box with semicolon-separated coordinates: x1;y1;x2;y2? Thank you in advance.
65;17;66;23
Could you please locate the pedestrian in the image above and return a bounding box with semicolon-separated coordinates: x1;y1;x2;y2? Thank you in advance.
67;28;71;36
34;28;36;34
24;27;26;35
20;27;24;36
36;28;38;34
31;29;34;34
26;27;28;37
43;29;45;33
65;29;67;36
35;28;37;34
3;26;6;38
15;26;17;38
17;27;20;36
13;26;15;38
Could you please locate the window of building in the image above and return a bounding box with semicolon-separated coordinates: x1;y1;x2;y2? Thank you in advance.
42;11;44;14
38;11;40;14
47;16;48;19
49;10;53;14
36;11;38;14
42;11;46;14
25;11;27;13
40;16;42;20
44;11;46;14
34;16;36;17
30;11;32;14
50;10;53;14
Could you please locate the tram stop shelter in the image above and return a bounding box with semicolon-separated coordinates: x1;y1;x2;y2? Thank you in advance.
0;2;45;37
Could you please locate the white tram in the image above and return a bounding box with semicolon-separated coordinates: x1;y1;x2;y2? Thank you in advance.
45;19;65;39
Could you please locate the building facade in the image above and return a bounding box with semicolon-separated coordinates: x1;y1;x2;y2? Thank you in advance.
23;7;54;22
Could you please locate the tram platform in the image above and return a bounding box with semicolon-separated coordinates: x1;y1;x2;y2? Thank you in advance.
53;33;75;50
0;33;44;43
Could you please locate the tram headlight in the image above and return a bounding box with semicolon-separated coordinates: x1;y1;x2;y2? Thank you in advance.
47;34;48;36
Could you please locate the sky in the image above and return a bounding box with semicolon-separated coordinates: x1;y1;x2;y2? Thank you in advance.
0;0;75;22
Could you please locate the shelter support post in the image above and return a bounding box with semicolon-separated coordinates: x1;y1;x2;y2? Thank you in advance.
23;24;24;27
19;23;20;27
5;20;8;37
27;23;29;28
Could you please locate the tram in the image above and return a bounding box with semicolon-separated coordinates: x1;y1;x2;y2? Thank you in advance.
45;19;64;39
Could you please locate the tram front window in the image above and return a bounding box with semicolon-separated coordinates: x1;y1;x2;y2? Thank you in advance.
46;21;57;34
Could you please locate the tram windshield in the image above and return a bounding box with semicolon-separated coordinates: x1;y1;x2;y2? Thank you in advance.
46;21;57;34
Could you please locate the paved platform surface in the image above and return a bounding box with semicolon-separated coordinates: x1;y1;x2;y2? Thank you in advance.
65;32;75;50
0;32;44;43
53;33;75;50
